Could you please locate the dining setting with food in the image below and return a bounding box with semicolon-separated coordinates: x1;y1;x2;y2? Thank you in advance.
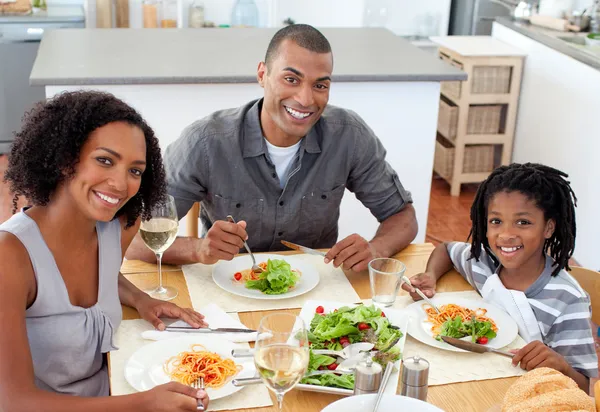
0;19;599;412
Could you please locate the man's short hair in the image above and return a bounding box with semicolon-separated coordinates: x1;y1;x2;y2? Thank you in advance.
265;24;332;68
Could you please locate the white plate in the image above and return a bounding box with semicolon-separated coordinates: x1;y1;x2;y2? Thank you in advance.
404;296;519;352
212;254;319;300
124;335;255;400
322;393;444;412
297;300;410;396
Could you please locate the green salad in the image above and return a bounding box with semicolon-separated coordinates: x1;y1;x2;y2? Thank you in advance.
300;304;403;390
437;315;497;344
244;259;299;295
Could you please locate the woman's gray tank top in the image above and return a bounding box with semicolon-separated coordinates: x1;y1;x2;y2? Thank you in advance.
0;212;123;396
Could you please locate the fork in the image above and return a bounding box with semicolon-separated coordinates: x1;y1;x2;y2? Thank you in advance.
226;215;263;274
192;377;205;411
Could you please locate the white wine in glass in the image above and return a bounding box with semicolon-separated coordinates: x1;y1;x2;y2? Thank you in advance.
140;194;179;301
254;313;309;411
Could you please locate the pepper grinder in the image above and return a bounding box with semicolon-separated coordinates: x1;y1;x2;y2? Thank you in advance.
401;355;429;401
353;357;382;395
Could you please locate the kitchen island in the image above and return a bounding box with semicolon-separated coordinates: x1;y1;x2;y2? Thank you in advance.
493;18;600;268
30;27;465;242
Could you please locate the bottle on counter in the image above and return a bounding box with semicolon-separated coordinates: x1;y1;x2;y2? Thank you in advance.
142;0;159;28
160;0;177;28
231;0;259;27
189;0;205;28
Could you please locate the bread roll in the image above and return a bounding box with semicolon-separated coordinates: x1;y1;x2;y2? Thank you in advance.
502;368;594;412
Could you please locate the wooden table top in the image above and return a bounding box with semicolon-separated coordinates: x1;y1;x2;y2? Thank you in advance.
120;244;517;412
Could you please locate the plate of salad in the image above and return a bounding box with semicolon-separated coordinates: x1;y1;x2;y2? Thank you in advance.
404;296;518;352
296;300;409;396
212;254;319;300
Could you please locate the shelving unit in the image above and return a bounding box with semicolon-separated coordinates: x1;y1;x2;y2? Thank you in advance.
430;36;526;196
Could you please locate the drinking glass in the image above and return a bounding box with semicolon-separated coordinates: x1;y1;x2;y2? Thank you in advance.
139;194;179;301
254;313;309;411
369;258;406;307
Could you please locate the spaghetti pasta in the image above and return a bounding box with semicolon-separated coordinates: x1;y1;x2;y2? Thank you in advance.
424;303;498;336
163;344;242;387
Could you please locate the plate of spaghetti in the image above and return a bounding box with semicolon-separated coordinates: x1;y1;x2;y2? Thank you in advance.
212;254;320;300
124;335;255;399
404;296;518;352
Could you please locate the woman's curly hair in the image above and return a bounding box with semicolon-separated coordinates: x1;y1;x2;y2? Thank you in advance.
4;90;167;227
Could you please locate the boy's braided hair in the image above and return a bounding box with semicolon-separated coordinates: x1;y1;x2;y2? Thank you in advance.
469;163;577;276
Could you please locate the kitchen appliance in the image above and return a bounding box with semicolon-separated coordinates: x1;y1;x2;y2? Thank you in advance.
449;0;539;35
0;5;84;154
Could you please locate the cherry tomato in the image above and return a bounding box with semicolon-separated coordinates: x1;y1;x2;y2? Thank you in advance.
477;337;489;345
327;363;338;370
339;337;350;347
316;306;325;314
358;323;370;331
234;272;242;281
381;312;386;317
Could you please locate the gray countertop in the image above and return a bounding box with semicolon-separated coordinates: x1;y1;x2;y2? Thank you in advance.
30;27;466;86
495;17;600;71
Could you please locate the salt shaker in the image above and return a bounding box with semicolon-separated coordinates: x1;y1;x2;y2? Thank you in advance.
353;357;383;395
401;355;429;401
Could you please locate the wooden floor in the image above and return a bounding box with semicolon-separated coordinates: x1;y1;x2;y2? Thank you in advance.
425;175;479;245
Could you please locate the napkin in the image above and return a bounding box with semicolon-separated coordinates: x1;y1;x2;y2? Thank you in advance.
140;303;258;343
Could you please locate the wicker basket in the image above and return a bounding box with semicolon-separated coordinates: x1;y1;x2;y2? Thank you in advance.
471;66;512;94
439;52;463;100
437;97;503;142
434;136;495;180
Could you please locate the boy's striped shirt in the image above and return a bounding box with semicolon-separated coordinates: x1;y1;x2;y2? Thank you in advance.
446;241;598;378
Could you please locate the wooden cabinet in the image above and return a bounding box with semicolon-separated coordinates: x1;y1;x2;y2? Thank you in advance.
431;36;525;196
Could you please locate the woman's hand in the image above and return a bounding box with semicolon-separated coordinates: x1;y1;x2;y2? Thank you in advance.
141;382;209;412
401;272;437;301
135;295;208;331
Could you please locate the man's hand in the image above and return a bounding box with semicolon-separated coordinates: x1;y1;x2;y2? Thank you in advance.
401;272;437;301
198;220;248;264
324;234;378;272
135;295;208;331
511;341;570;374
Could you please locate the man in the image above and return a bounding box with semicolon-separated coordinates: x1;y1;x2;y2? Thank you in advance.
126;24;417;272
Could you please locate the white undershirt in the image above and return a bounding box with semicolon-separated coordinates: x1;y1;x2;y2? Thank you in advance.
264;138;302;189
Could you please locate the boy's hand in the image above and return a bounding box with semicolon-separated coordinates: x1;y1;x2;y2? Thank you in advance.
401;272;437;301
511;341;570;374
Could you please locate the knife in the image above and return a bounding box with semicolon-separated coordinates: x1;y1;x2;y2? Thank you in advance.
440;336;514;358
165;326;257;333
281;240;327;257
232;369;354;387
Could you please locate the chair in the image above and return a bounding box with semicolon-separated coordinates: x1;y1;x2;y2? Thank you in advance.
185;202;200;238
569;266;600;325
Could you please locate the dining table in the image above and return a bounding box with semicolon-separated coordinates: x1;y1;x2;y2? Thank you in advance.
118;243;518;412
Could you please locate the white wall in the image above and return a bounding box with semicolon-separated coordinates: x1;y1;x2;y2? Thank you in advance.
81;0;451;36
492;22;600;269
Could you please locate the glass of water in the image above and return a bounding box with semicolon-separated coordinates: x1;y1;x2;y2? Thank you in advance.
368;258;406;307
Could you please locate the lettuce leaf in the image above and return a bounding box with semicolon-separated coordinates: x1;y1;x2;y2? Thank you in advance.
244;259;299;295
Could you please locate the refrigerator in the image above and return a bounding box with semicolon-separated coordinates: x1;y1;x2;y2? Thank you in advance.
449;0;515;35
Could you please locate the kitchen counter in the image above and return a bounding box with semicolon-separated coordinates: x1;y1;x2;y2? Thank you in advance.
30;27;466;86
495;17;600;71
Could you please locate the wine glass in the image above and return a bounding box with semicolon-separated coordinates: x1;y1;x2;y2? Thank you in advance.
254;313;309;411
139;194;179;301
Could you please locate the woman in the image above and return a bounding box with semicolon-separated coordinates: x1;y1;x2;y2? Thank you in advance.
0;91;209;411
